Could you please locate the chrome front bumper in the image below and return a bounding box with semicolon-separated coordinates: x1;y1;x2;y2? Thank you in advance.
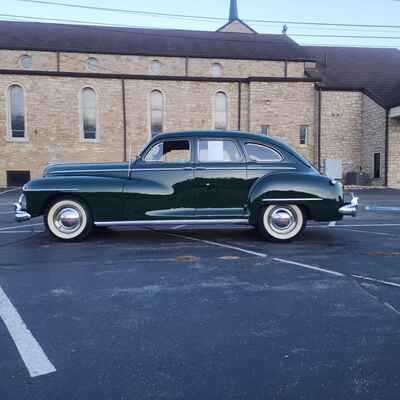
14;194;31;222
339;194;359;217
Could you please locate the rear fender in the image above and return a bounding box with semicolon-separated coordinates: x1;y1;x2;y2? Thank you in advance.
247;172;344;224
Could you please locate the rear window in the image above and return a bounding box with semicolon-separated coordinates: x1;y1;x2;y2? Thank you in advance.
245;143;282;162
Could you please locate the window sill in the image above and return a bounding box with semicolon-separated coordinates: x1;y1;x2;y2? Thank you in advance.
5;136;28;143
80;138;100;144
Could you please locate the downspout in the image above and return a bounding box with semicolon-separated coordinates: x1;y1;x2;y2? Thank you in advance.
56;52;60;72
317;88;322;171
385;109;389;186
238;82;242;130
121;79;128;162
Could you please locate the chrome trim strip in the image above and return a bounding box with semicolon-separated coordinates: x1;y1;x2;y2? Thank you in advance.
132;168;192;172
94;219;249;227
247;167;296;170
24;188;80;192
262;198;322;202
195;167;244;170
49;169;128;174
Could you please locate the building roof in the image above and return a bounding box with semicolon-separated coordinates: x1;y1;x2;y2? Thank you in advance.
0;20;309;61
304;46;400;108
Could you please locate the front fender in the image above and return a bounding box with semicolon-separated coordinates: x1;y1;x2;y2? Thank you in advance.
24;176;125;220
248;172;344;224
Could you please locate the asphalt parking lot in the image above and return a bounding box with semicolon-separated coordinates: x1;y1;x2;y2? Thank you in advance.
1;188;400;399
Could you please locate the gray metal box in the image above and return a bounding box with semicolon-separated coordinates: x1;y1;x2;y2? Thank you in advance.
325;159;342;180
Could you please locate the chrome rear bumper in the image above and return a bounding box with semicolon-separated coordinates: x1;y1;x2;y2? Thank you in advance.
339;194;359;217
14;198;31;222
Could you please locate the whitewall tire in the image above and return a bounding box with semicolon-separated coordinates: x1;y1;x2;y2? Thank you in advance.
45;198;92;241
258;204;306;242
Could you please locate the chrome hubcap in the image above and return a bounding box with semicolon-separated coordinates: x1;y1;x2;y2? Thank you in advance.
269;207;297;233
54;207;82;233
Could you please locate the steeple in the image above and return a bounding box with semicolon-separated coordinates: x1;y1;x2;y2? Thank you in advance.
217;0;257;33
229;0;239;22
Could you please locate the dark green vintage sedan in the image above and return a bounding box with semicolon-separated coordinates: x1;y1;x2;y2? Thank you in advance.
15;131;358;242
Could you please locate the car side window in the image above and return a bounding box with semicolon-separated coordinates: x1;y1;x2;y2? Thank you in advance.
198;140;242;162
245;143;283;162
144;140;191;163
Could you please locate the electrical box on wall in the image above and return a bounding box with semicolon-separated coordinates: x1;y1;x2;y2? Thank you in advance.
325;160;342;180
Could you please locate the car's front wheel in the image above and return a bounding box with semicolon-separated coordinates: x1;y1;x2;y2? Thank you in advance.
45;197;92;241
258;204;306;242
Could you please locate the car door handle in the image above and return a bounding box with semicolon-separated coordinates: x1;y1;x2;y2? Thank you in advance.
205;182;211;187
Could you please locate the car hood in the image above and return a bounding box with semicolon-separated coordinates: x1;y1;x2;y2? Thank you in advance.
43;162;130;178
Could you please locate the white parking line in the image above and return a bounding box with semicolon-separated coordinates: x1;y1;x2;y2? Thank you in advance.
273;257;346;277
0;223;43;232
331;223;400;228
351;274;400;289
366;206;400;212
333;227;398;237
0;285;56;378
0;188;20;196
157;231;268;258
0;230;44;234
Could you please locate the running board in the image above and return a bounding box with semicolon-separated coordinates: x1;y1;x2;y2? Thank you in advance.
94;219;249;227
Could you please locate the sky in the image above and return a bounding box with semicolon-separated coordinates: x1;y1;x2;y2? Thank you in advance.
2;0;400;48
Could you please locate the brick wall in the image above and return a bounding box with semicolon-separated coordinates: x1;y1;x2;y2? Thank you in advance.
0;75;124;186
248;81;316;163
0;75;241;186
0;50;58;71
218;21;255;34
388;118;400;187
124;80;240;155
287;62;305;78
361;95;386;185
320;90;362;177
0;50;306;79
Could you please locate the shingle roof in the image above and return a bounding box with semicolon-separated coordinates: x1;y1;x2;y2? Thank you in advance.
304;46;400;108
0;20;309;61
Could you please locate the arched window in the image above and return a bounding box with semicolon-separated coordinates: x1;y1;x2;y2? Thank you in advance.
87;57;98;72
215;91;228;130
150;90;164;136
8;84;25;138
150;60;161;75
211;63;223;77
20;55;32;70
81;87;97;140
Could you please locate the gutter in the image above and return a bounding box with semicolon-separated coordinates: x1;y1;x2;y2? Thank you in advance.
0;69;321;83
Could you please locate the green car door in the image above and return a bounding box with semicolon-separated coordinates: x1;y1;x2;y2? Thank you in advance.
124;138;196;220
193;138;249;218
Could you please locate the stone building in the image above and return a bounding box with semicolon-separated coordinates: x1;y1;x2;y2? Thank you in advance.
1;0;400;187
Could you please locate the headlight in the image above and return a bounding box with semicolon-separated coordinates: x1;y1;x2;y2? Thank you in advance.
18;194;27;210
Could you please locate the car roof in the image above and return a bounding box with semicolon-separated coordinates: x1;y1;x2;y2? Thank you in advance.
149;130;282;146
145;130;312;168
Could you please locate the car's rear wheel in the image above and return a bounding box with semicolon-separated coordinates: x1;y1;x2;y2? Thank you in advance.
45;198;92;241
257;204;306;242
